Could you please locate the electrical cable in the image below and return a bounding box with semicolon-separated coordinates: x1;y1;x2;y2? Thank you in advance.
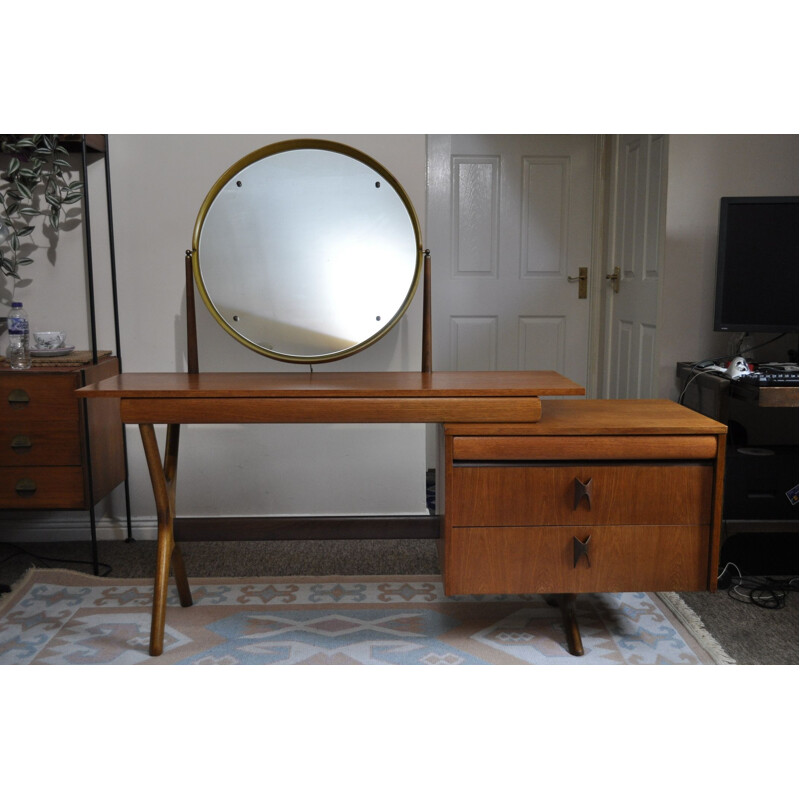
726;574;797;610
0;543;113;579
678;332;790;406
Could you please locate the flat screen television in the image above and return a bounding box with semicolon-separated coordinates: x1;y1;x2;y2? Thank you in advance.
713;196;798;333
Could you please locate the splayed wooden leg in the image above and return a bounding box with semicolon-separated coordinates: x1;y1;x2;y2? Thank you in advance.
558;593;584;656
140;423;192;656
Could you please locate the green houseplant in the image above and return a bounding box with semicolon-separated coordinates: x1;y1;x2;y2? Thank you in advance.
0;134;84;280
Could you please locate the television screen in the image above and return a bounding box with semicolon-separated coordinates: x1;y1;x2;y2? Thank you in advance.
713;196;799;333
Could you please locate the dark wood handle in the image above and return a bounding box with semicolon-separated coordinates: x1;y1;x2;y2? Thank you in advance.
573;477;592;510
8;389;30;407
573;535;591;568
11;435;33;453
15;478;37;497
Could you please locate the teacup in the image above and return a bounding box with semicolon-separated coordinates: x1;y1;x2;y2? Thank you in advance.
34;331;67;350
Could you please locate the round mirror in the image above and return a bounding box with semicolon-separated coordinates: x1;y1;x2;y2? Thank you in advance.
192;139;423;363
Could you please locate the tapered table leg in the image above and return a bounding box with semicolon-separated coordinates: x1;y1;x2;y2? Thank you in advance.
140;423;193;656
558;594;584;657
543;593;585;656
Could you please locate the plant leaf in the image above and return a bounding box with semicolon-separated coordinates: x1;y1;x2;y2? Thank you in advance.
14;181;32;200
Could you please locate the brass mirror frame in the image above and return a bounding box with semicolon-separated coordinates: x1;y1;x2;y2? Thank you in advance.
190;138;424;364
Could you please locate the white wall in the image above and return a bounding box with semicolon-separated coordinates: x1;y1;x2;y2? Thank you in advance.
658;134;799;398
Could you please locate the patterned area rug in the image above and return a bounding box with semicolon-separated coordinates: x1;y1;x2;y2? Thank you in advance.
0;569;734;665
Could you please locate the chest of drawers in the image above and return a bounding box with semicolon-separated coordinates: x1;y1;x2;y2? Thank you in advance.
440;399;727;653
1;357;125;510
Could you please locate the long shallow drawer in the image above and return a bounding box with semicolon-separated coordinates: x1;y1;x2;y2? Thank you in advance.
0;422;81;466
444;525;710;595
1;373;80;422
450;463;713;526
0;466;86;508
452;435;719;461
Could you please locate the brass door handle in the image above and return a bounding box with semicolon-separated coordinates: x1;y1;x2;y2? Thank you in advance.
574;477;592;510
605;266;620;293
15;478;37;497
8;389;30;407
11;435;33;454
567;267;588;299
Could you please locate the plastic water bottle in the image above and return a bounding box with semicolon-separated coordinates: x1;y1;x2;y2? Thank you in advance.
6;302;31;370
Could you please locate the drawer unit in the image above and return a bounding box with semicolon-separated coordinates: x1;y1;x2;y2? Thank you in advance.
449;463;714;527
446;525;711;595
441;399;727;602
0;358;125;511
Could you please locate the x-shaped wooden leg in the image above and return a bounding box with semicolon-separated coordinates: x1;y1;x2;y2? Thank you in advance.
140;423;193;656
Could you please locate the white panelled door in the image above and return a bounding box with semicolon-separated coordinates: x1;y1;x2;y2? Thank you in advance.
602;134;668;398
427;135;597;386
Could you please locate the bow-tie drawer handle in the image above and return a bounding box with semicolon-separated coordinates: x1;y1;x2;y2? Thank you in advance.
573;477;592;510
573;535;592;568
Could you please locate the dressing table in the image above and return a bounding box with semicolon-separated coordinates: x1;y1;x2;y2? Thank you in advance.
78;139;725;658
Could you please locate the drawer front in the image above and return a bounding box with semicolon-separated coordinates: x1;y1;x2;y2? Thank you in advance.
0;466;86;508
452;435;720;461
0;423;82;466
449;463;712;526
1;373;80;422
445;525;711;595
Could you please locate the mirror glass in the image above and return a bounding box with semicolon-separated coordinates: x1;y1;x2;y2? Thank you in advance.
193;140;422;363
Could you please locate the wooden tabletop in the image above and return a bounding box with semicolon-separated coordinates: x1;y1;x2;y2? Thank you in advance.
77;370;585;399
445;398;728;435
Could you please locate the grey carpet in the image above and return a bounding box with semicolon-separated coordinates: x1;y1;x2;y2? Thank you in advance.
1;539;796;665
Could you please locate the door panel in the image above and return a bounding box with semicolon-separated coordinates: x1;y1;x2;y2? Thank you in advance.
603;135;668;398
427;135;596;384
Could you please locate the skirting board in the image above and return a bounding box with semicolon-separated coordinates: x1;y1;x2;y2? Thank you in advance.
0;513;440;543
173;515;441;541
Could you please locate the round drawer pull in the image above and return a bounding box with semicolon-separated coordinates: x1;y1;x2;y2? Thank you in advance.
11;435;33;454
8;389;31;407
15;478;37;497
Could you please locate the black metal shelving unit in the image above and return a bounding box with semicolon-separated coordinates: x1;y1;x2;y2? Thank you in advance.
65;135;134;564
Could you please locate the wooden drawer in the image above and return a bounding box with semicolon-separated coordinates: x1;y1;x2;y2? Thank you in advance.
452;434;719;461
0;466;86;508
0;373;80;422
0;423;82;466
449;463;713;526
445;525;711;595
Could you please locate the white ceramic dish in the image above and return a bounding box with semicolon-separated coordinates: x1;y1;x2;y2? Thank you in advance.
30;346;75;358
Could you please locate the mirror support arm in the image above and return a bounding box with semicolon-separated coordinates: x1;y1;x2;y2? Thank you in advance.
186;249;199;374
422;249;432;374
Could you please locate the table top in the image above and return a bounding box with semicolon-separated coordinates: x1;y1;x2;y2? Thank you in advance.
445;398;728;435
77;370;585;399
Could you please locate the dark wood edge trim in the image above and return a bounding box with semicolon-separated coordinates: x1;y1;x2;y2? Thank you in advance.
173;515;441;542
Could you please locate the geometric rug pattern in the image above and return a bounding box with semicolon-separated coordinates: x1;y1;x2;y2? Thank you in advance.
0;569;734;665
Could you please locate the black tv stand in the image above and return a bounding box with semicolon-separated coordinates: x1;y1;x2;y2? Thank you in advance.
677;362;798;576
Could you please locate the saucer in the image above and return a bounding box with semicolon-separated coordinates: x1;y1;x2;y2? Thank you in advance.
30;346;75;357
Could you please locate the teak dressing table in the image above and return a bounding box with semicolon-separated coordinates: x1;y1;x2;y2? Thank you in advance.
77;139;725;658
